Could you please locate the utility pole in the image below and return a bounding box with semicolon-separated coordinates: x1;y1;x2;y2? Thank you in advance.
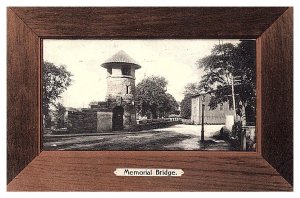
200;95;205;142
231;75;246;150
201;103;205;142
231;74;236;120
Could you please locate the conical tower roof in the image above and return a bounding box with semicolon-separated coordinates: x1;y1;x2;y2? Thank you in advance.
101;50;141;69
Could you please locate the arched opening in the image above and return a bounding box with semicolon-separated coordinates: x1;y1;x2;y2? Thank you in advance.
112;106;124;131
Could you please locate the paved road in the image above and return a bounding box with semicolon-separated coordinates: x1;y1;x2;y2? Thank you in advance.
43;124;234;151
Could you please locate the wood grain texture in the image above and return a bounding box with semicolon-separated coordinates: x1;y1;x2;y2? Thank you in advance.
7;8;40;184
7;7;293;191
260;8;293;185
7;151;292;191
256;38;262;154
10;7;288;38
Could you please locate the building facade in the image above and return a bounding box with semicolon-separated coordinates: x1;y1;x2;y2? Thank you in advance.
191;93;235;126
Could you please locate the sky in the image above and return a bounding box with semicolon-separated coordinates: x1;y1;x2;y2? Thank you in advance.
43;39;240;108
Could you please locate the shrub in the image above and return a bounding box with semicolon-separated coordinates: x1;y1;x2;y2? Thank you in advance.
231;121;242;141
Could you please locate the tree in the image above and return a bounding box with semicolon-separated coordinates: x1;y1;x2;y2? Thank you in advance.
197;43;236;93
53;103;67;129
42;61;72;128
232;40;256;110
136;75;178;119
183;82;202;96
180;95;192;119
180;82;202;119
197;40;256;124
159;93;179;117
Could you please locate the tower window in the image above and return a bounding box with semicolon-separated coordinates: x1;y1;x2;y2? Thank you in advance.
126;85;130;94
121;66;131;75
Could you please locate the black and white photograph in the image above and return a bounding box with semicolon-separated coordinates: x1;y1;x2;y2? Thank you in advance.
42;39;256;151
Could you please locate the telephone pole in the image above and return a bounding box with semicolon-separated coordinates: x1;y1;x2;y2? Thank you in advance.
201;102;205;142
231;74;237;120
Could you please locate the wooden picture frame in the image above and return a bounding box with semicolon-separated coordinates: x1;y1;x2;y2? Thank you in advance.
7;7;293;191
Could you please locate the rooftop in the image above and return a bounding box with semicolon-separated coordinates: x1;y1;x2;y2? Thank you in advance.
101;50;141;69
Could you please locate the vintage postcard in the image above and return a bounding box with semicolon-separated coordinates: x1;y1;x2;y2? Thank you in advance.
42;39;256;151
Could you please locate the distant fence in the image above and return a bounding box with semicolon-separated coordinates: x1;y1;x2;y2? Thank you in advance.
191;115;227;125
128;119;182;131
182;118;226;125
181;119;193;125
137;118;181;124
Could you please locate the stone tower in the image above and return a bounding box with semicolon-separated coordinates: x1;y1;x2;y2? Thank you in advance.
101;50;141;131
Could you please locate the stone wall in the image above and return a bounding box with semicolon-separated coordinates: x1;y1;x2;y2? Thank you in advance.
97;111;113;132
67;109;181;133
68;110;98;133
68;108;112;133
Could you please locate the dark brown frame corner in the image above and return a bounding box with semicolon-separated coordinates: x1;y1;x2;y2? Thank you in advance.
7;7;293;191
